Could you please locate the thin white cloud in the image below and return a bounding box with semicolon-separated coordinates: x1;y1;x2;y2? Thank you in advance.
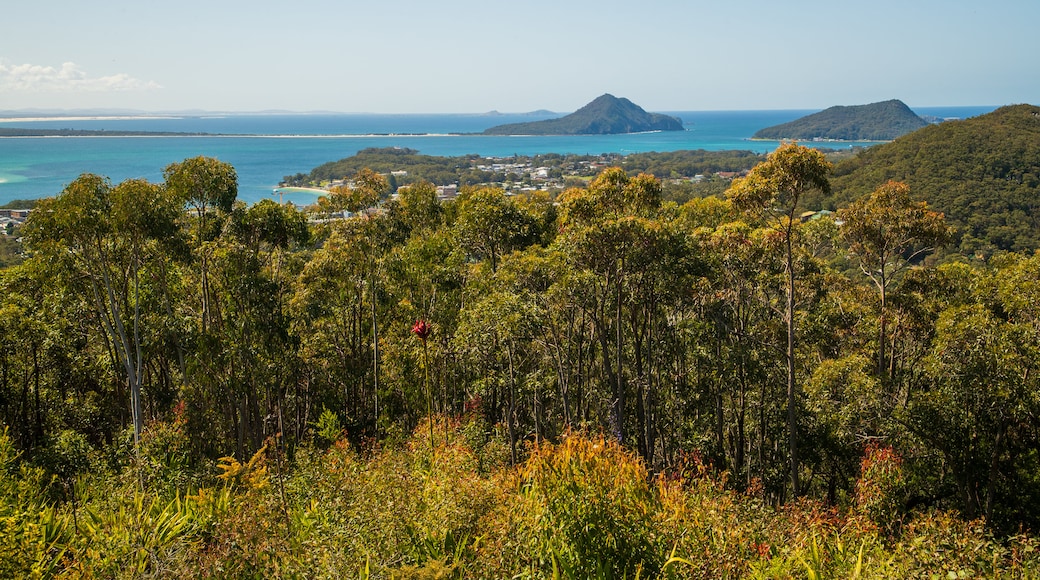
0;60;161;92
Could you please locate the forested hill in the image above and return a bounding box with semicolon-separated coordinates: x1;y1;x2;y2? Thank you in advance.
827;103;1040;255
483;94;683;135
752;99;928;141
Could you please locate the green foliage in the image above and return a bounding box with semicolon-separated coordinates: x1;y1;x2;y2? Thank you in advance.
622;149;764;179
163;155;238;216
6;149;1040;578
313;407;344;446
0;235;24;268
0;198;39;209
323;167;390;213
307;147;477;187
453;186;540;272
519;434;665;579
830;104;1040;255
727;142;832;216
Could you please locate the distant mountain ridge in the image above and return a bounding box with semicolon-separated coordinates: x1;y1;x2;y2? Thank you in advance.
753;99;928;141
483;94;684;135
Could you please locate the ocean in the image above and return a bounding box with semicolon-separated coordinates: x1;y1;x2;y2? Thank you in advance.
0;107;996;206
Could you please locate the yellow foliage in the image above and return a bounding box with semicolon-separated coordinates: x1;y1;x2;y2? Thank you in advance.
216;446;269;491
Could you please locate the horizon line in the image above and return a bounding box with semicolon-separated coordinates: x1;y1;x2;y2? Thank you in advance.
0;104;1004;120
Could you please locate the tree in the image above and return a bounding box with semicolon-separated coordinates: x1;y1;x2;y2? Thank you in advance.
325;168;388;214
394;180;441;234
22;174;181;451
163;156;238;243
231;199;310;256
453;187;538;273
837;181;951;377
555;168;664;445
915;303;1028;522
163;157;238;333
726;143;831;497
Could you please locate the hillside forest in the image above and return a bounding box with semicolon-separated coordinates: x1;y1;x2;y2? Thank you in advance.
2;132;1040;577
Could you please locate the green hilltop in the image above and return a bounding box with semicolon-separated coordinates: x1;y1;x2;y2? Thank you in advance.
824;103;1040;256
483;94;684;135
753;99;929;141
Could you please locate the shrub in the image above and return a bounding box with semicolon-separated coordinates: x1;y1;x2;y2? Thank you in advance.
855;443;905;534
517;433;666;579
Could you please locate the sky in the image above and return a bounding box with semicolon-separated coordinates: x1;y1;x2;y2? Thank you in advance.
2;0;1037;113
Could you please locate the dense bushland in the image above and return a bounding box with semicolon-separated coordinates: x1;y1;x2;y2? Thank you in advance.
3;141;1040;576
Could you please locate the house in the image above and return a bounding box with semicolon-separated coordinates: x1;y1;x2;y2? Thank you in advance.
436;184;458;201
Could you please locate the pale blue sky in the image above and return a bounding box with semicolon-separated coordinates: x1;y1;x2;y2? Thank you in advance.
2;0;1035;113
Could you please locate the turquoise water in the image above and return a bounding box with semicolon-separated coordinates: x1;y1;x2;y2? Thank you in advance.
0;107;996;205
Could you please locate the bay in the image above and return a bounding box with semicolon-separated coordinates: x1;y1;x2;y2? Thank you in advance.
0;107;996;205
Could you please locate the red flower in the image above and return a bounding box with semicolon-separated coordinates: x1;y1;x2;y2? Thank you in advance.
411;319;432;341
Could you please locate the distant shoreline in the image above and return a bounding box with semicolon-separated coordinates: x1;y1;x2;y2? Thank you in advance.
0;115;181;123
0;128;217;138
0;129;480;138
747;137;888;144
274;186;327;195
0;130;683;138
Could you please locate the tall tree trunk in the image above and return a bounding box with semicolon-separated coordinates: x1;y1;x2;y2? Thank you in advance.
984;420;1006;522
612;271;626;444
878;273;888;378
507;340;518;465
786;228;800;497
32;342;42;444
371;275;380;434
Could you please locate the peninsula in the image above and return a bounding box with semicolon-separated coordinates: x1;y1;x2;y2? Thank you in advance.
0;128;214;137
482;94;684;135
752;99;928;141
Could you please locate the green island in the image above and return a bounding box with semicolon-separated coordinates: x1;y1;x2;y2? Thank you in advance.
3;104;1040;577
482;94;684;135
752;99;930;142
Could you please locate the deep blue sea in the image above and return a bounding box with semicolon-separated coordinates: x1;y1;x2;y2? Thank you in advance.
0;107;996;205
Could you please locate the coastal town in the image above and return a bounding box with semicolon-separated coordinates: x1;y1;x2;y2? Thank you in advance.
279;151;754;208
0;207;29;234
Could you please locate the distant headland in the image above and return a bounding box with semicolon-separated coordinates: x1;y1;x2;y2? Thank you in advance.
482;94;684;136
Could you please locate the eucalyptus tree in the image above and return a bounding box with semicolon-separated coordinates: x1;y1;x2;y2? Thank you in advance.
196;200;309;456
837;180;951;377
163;156;238;333
163;156;238;242
554;168;663;445
453;186;539;273
323;171;395;427
22;174;181;449
291;220;382;433
726;143;831;497
454;281;541;463
325;168;387;215
915;299;1032;523
379;225;466;430
695;220;781;484
393;180;441;235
